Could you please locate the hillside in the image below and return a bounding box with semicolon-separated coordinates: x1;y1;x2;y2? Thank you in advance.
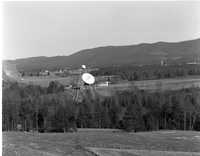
4;38;200;72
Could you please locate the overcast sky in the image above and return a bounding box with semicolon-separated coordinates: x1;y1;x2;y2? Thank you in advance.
3;1;200;60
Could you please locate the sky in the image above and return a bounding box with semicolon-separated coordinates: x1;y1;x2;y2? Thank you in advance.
3;1;200;60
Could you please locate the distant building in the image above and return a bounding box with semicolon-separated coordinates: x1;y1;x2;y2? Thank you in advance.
96;75;121;84
97;81;110;87
96;75;123;87
161;59;167;66
54;69;64;75
39;70;49;76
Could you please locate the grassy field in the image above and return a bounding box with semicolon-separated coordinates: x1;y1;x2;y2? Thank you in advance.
20;76;73;87
104;76;200;91
19;75;200;92
3;130;200;156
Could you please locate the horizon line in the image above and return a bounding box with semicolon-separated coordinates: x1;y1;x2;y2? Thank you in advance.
4;37;200;61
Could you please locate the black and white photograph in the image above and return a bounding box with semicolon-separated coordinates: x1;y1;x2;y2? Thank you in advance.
2;1;200;156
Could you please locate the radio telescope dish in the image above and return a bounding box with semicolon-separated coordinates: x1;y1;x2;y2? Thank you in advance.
81;73;95;85
81;65;86;69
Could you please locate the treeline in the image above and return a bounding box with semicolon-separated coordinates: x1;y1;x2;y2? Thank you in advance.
92;64;200;81
2;81;200;132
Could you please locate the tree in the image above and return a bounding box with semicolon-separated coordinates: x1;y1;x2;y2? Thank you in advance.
47;81;64;93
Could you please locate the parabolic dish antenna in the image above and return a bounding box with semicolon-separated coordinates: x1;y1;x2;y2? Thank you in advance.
81;73;95;85
81;65;86;69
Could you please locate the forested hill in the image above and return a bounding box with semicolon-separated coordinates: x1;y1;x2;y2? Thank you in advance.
5;38;200;72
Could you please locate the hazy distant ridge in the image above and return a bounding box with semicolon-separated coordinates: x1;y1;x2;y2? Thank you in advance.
5;38;200;71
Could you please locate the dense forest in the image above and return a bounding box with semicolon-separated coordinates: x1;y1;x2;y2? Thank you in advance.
3;81;200;132
92;64;200;81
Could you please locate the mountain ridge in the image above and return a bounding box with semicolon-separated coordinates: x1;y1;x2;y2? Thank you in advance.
4;38;200;72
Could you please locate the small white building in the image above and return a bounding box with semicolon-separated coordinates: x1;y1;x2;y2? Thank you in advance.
161;60;167;66
40;70;49;76
97;81;110;87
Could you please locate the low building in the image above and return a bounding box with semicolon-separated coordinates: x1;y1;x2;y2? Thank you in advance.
97;81;110;87
39;70;50;76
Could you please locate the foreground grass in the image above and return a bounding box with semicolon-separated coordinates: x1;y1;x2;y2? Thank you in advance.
3;130;200;156
87;147;200;156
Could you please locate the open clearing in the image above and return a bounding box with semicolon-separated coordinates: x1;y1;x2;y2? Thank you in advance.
19;75;200;91
3;130;200;156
